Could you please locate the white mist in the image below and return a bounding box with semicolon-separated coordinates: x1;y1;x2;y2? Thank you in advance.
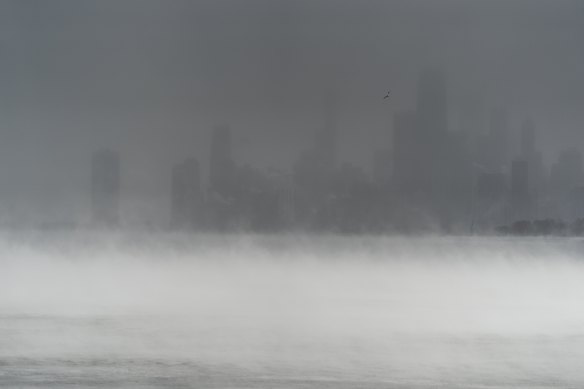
1;233;584;387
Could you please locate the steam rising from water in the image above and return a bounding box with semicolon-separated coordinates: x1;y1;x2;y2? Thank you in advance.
2;233;584;387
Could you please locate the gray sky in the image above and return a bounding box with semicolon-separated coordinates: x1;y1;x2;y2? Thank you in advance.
0;0;583;224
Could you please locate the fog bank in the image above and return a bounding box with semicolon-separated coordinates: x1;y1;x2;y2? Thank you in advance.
2;234;584;335
2;234;584;386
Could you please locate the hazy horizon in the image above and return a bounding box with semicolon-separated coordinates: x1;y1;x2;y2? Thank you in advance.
2;4;584;384
1;0;583;227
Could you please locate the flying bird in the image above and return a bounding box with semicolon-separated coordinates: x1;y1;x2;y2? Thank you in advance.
383;90;391;100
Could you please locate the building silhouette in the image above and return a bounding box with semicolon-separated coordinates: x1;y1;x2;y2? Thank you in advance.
292;90;339;228
373;149;392;186
520;119;544;216
393;110;418;194
171;158;201;229
521;119;536;158
74;73;584;235
394;69;471;229
314;89;338;174
207;125;239;229
415;70;450;199
209;125;235;197
416;69;448;138
473;171;508;230
570;185;584;220
550;148;584;219
486;107;509;172
391;69;465;230
91;149;120;226
550;148;583;194
511;159;530;220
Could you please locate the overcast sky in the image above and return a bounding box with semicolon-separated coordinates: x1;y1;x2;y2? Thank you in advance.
0;0;583;224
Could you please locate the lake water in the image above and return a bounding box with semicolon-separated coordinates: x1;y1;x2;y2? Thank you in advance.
1;233;584;388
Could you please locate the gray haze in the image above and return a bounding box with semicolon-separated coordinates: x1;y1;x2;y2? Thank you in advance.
0;0;583;225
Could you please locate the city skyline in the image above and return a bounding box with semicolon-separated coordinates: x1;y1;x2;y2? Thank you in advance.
3;3;584;386
80;68;584;233
0;0;583;227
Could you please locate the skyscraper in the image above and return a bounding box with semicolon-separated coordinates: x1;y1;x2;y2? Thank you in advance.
415;69;449;190
550;148;583;219
415;69;465;228
208;125;234;197
551;148;583;192
91;149;120;226
292;90;338;229
393;111;418;193
171;158;201;229
416;69;448;139
521;119;536;158
315;90;337;172
487;107;509;171
520;118;544;213
511;159;530;220
372;149;392;186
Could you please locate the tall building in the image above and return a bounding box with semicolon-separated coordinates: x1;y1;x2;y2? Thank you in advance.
486;107;509;171
372;149;392;186
415;69;449;189
416;69;448;139
291;90;339;229
171;158;201;229
570;185;584;220
457;93;486;173
457;93;485;136
520;118;544;213
550;148;583;193
314;89;338;175
511;159;530;220
550;148;583;219
477;172;507;202
416;69;469;229
392;70;474;230
393;111;418;193
91;149;120;226
208;125;234;197
521;119;536;158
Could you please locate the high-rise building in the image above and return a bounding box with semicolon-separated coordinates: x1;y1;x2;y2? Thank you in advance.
511;159;530;220
550;148;583;192
570;185;584;220
416;69;470;229
415;69;449;189
373;149;392;186
91;149;120;226
550;148;583;219
393;111;418;193
291;90;339;229
314;89;338;174
416;69;448;139
457;93;486;172
519;119;544;213
486;107;509;171
521;119;536;158
171;158;201;229
457;93;485;135
208;125;234;197
472;170;508;231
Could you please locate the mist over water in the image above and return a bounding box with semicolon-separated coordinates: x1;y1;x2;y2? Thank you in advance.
2;0;584;386
2;233;584;387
